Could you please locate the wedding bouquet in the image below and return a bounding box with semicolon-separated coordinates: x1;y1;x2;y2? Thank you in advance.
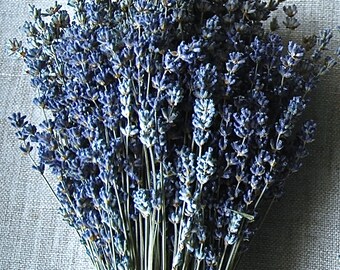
9;1;339;269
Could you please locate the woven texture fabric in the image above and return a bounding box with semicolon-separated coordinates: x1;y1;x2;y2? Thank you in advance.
0;1;339;270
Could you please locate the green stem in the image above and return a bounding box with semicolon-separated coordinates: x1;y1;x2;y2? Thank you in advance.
173;221;178;264
143;146;152;189
87;240;101;270
254;182;268;210
160;162;167;270
138;217;144;270
181;249;190;270
218;243;228;270
144;217;149;270
109;222;117;270
27;151;59;202
112;178;128;241
175;201;186;259
281;76;285;87
148;147;157;189
147;209;157;270
225;237;239;270
225;215;246;270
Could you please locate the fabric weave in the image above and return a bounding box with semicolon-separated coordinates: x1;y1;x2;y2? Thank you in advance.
0;1;338;269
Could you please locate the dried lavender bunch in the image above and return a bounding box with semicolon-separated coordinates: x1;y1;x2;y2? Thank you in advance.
8;1;339;270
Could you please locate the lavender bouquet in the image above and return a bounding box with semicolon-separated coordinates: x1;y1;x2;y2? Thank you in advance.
8;1;339;270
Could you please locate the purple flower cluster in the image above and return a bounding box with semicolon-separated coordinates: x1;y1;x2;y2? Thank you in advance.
9;1;339;270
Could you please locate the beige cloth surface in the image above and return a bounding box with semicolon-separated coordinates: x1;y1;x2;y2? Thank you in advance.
0;0;339;269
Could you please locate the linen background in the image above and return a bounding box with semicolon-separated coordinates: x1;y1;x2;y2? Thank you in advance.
0;0;339;269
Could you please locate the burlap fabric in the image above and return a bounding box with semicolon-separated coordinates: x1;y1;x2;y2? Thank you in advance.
0;1;339;269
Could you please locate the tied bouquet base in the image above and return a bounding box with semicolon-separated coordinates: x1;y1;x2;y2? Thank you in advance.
8;1;339;270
